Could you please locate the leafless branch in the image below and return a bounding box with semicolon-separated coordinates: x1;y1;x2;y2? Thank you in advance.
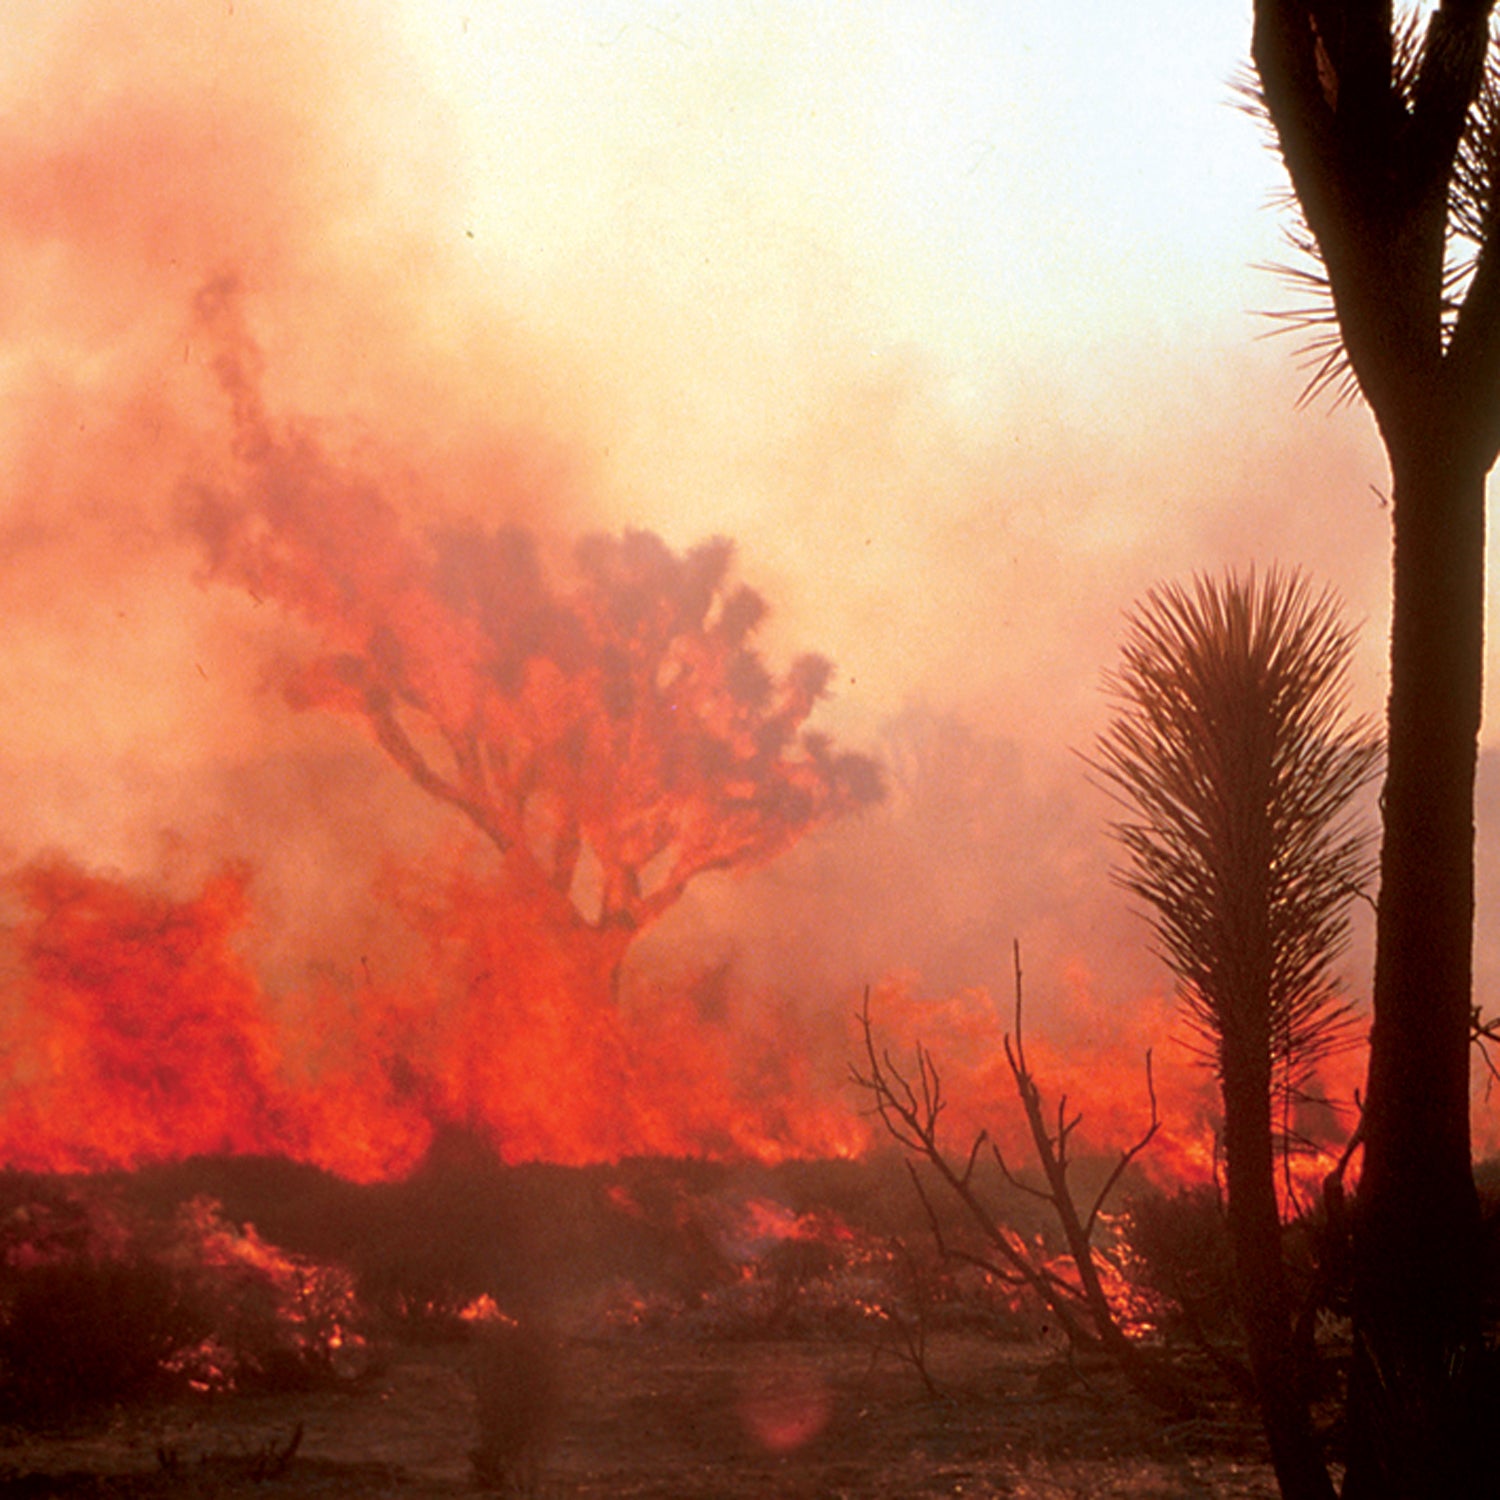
851;988;1099;1352
853;963;1190;1415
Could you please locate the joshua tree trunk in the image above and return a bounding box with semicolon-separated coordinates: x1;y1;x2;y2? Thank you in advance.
1222;1033;1335;1500
1248;6;1500;1489
1344;439;1486;1499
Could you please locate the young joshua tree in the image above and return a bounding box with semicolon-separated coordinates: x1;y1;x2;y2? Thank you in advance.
1093;568;1379;1500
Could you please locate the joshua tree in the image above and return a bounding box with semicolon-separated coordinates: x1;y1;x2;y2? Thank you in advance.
1094;568;1379;1500
188;277;881;1012
1250;7;1500;1491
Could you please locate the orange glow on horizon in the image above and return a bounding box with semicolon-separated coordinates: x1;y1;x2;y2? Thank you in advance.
0;846;1370;1194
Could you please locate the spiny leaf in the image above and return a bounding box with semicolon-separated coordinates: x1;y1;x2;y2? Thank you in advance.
1091;568;1381;1100
1243;7;1500;403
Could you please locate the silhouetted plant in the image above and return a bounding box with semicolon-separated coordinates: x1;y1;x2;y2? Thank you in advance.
1248;10;1500;1492
1092;566;1379;1499
1124;1186;1251;1394
1094;568;1378;1114
852;949;1189;1416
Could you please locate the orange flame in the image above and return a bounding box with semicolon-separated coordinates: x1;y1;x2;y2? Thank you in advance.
0;855;869;1177
0;847;1372;1188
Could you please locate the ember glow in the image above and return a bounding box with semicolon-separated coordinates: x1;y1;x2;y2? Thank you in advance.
2;0;1497;1192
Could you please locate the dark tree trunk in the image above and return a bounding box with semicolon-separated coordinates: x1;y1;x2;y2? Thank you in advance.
1245;5;1500;1491
1222;1029;1336;1500
1344;437;1487;1499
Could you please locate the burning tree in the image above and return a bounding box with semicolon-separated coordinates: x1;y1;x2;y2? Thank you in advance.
1093;568;1378;1500
189;278;881;1011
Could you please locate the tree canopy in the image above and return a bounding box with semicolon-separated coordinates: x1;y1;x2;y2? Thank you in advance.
189;277;881;977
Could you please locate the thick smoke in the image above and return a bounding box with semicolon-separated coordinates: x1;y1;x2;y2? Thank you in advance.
0;2;1489;1169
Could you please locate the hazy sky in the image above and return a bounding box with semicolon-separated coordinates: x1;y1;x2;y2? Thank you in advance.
2;2;1492;1122
383;0;1399;748
0;1;1396;750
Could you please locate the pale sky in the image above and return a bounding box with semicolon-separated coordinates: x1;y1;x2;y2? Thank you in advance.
1;1;1391;751
397;1;1284;369
370;0;1396;743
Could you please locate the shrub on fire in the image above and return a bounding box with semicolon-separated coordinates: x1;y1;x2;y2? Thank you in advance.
0;1177;202;1418
163;1196;372;1393
0;1180;369;1419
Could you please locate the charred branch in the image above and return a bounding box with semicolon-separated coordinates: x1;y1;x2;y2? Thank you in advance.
851;988;1101;1353
998;944;1183;1412
852;962;1192;1417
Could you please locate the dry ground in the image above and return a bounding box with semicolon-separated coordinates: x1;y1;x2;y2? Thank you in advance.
0;1328;1280;1499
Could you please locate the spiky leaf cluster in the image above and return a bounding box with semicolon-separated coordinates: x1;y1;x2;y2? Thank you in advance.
1094;570;1380;1089
1245;6;1500;410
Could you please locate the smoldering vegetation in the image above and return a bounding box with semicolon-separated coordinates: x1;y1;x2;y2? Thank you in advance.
0;1138;1113;1420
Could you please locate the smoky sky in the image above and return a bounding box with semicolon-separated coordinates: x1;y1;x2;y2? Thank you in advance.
2;1;1496;1153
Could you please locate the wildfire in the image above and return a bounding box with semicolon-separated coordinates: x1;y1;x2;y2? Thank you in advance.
0;853;873;1177
0;826;1379;1228
0;0;1391;1202
0;1176;370;1408
0;860;286;1173
0;225;1370;1202
163;1195;370;1390
0;839;1370;1190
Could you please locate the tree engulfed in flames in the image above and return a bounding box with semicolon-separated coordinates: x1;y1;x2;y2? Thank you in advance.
0;282;896;1178
0;854;876;1177
0;278;1361;1188
189;275;881;1011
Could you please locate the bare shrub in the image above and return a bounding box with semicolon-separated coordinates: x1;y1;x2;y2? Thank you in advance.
852;949;1192;1416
